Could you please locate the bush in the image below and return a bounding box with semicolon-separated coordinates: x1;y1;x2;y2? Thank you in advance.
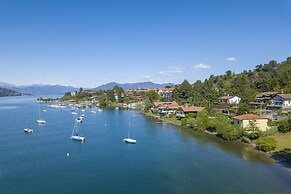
216;124;243;140
267;120;277;126
185;113;196;119
278;119;291;133
187;118;195;128
181;118;188;126
256;137;277;152
260;126;278;137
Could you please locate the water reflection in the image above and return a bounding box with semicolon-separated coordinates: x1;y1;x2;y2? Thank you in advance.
146;115;274;165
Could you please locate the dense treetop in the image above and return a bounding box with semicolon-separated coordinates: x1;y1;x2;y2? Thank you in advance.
173;57;291;106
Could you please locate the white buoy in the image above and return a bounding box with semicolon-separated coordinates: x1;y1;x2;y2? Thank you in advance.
67;153;70;156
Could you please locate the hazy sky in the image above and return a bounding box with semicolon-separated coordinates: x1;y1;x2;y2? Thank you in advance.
1;0;291;88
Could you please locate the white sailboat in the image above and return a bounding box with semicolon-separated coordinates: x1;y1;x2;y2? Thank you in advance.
71;121;85;141
91;104;97;113
123;122;136;144
24;117;33;133
36;104;46;124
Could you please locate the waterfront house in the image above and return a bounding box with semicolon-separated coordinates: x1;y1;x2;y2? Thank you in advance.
152;101;180;115
269;94;291;109
219;95;241;104
176;105;205;118
233;114;269;131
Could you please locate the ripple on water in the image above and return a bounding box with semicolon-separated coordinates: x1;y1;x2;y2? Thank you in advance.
0;106;18;110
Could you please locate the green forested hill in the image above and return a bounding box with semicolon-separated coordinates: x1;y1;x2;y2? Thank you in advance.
0;87;21;97
173;57;291;106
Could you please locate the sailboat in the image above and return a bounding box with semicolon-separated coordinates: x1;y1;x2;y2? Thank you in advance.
36;103;46;124
91;104;97;113
24;117;33;133
71;121;85;141
123;122;136;144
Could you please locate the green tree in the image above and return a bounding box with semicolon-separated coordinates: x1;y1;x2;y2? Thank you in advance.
174;80;193;104
188;110;209;131
113;86;125;103
244;120;262;140
106;90;115;102
145;90;160;103
143;90;160;112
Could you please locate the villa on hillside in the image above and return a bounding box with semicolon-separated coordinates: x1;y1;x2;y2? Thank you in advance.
155;88;174;102
155;88;174;95
249;92;279;107
233;114;269;131
268;94;291;109
219;95;241;104
176;105;205;118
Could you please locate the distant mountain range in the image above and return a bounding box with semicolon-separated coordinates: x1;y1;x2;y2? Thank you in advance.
0;81;175;95
0;82;78;95
95;81;174;90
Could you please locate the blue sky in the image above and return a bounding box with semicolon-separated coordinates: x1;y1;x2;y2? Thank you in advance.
1;0;291;88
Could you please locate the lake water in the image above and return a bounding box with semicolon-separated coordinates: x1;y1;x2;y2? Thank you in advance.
1;96;291;193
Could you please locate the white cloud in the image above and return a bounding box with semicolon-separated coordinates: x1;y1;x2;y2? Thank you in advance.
142;75;151;79
34;71;47;76
159;66;184;76
192;63;211;69
226;57;237;63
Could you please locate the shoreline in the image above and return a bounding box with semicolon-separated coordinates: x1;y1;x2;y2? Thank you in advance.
143;111;291;167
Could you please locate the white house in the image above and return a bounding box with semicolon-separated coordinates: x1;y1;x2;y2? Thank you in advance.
271;94;291;108
219;95;241;104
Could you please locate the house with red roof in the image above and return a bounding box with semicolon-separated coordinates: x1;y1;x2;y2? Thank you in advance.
176;105;205;118
152;101;180;115
233;114;269;131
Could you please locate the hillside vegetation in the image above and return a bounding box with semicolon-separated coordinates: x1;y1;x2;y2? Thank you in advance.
173;57;291;105
0;87;21;97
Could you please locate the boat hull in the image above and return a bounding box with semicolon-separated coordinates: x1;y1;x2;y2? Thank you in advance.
123;138;137;144
36;119;46;124
24;128;33;133
71;135;85;141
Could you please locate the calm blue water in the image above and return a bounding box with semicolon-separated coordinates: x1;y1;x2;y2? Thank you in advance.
0;96;291;194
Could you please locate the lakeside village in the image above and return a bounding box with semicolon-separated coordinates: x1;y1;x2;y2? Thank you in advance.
39;86;291;161
39;58;291;163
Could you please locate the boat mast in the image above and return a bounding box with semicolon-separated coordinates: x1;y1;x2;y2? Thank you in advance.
25;117;28;128
38;103;41;119
128;121;130;138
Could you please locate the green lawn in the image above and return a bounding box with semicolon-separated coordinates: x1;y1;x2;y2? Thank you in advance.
270;132;291;151
161;116;181;126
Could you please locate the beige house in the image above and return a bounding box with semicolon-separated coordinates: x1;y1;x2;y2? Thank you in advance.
232;114;269;131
